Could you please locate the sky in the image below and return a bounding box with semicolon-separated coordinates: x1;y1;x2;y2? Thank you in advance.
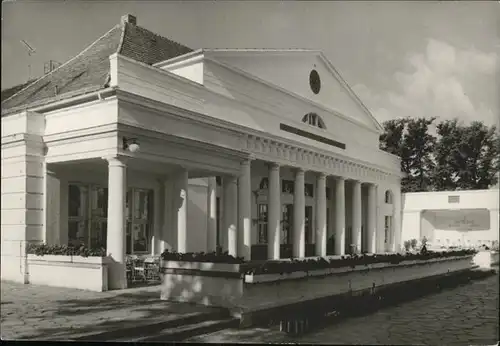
2;1;499;128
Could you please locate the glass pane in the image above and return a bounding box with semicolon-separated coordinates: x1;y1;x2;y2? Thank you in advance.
258;204;268;222
126;222;132;254
68;220;88;247
281;204;293;244
69;185;87;217
305;206;312;244
258;224;268;244
126;190;131;220
134;190;150;220
91;187;108;218
133;223;149;252
216;197;221;247
91;221;107;249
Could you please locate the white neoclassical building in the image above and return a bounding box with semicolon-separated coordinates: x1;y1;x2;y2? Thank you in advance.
1;15;403;289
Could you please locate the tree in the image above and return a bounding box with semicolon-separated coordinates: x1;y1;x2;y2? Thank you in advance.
404;118;436;192
379;118;414;192
433;119;461;191
380;117;500;192
452;122;500;190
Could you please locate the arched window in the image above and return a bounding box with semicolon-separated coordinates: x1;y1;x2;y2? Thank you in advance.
384;190;393;204
302;112;326;129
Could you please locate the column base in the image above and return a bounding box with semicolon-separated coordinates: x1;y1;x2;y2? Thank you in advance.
108;262;127;290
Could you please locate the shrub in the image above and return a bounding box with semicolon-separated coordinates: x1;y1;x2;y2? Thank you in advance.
241;249;476;275
410;239;418;249
27;243;106;257
160;249;245;264
403;240;411;252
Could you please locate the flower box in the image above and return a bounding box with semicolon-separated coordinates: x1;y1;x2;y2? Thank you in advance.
27;254;112;292
159;252;475;327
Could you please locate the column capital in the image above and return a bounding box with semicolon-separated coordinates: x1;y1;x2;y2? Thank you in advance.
102;155;128;167
317;171;327;180
267;162;280;171
336;176;346;182
295;167;306;175
223;175;238;185
241;159;252;167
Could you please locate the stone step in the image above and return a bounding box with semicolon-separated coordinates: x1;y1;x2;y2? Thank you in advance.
72;308;229;342
122;317;240;342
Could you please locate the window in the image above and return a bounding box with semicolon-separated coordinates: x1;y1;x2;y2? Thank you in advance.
282;180;294;194
385;190;393;204
126;188;154;254
67;183;153;254
68;184;89;247
281;204;293;244
448;195;460;203
259;178;269;190
326;187;331;200
90;186;108;248
384;216;391;244
305;206;313;244
216;197;221;247
302;112;326;129
305;183;314;197
258;204;268;244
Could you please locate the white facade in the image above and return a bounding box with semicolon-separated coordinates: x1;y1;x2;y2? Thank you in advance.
1;34;403;288
401;189;500;247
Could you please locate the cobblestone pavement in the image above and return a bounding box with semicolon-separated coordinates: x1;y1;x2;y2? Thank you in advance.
187;273;499;345
0;281;218;341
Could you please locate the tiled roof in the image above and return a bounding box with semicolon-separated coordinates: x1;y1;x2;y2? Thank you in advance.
1;19;193;113
1;80;36;102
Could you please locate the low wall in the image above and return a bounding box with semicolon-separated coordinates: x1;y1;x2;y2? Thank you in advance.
160;255;475;323
473;251;500;269
27;255;111;292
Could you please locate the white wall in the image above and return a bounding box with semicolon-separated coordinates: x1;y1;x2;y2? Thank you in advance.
402;189;499;246
1;112;46;283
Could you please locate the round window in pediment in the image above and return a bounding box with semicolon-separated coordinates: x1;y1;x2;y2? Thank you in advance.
309;69;321;94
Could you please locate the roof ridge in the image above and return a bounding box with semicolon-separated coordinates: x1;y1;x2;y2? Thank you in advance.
1;23;122;106
117;21;127;55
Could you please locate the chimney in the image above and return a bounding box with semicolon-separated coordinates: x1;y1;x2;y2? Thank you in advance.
121;14;137;26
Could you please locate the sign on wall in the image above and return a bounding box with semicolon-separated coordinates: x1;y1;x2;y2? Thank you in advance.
429;209;490;231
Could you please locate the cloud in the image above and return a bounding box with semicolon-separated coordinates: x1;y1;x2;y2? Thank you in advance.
353;38;498;128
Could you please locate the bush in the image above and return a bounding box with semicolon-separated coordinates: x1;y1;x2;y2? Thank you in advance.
241;249;477;275
410;239;418;249
160;249;245;264
403;240;411;252
27;243;106;257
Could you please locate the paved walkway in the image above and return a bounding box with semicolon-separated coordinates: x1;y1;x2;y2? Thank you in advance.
0;281;219;341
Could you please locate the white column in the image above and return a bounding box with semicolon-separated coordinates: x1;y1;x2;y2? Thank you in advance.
268;163;281;260
106;156;127;290
223;176;238;256
392;189;402;253
207;177;217;253
352;180;362;254
293;168;306;258
315;173;327;257
238;160;252;261
152;180;164;255
160;178;172;253
367;183;378;254
335;177;346;256
173;169;188;253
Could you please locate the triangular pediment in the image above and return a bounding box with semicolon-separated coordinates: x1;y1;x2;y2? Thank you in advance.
203;49;382;132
